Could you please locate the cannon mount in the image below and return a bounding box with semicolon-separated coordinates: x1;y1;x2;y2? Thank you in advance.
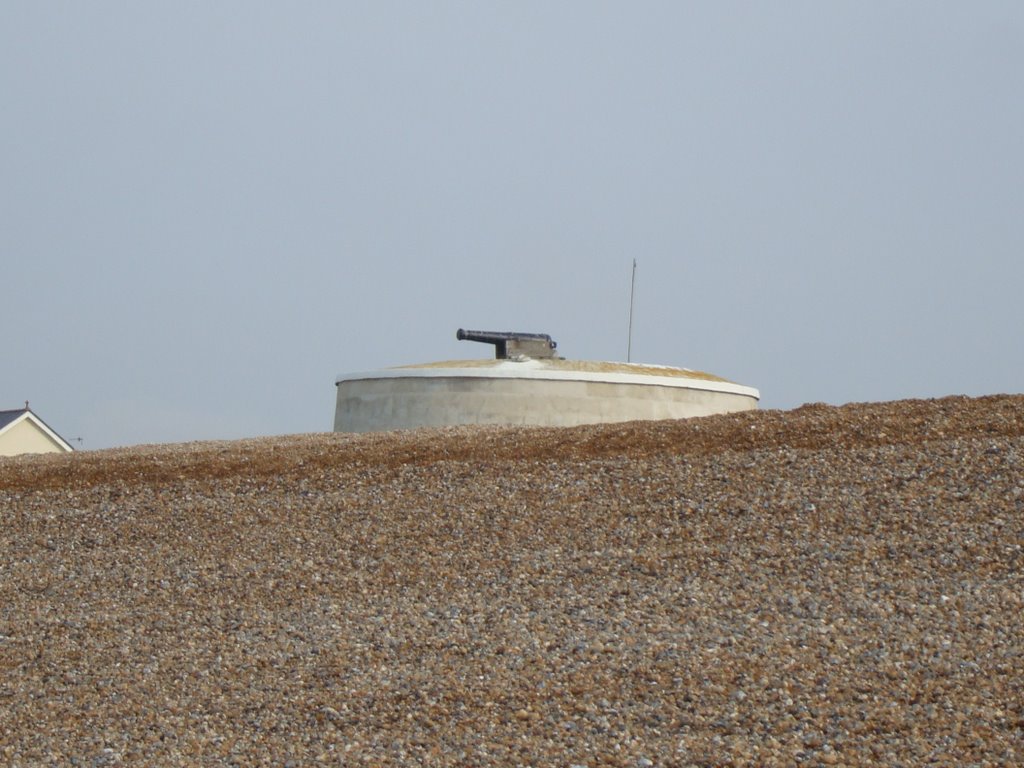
456;328;561;360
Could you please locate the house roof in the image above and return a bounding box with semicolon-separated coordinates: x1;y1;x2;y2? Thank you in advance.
0;409;25;431
0;407;75;452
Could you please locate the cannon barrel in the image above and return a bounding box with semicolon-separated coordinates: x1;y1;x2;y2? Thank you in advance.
456;328;559;359
457;329;553;344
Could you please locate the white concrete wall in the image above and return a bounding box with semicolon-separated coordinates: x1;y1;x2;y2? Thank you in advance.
335;374;757;433
0;418;70;456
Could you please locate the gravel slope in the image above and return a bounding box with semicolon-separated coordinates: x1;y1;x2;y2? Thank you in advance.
1;395;1022;766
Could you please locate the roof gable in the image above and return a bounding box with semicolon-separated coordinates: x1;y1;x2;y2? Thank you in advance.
0;409;25;431
0;408;74;453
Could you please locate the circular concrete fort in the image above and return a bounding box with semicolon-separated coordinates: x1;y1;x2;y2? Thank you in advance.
334;329;759;433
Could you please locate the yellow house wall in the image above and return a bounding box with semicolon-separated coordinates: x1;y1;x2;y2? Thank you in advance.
0;419;70;456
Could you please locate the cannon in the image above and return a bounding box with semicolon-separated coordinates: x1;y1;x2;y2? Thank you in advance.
456;328;560;360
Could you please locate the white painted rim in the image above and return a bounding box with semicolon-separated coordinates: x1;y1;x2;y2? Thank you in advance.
336;366;760;400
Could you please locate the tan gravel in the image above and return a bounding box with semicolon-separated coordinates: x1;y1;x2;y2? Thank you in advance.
1;394;1022;766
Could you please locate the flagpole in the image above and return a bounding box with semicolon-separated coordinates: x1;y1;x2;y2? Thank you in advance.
627;259;637;363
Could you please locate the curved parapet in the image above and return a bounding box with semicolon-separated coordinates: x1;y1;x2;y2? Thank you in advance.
334;358;759;433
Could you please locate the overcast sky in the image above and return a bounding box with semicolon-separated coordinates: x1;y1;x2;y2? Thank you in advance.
3;2;1022;449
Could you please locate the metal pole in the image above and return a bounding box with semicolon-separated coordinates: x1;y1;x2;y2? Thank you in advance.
627;259;637;362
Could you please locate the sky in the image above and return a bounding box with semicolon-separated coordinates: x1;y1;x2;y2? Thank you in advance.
2;2;1022;450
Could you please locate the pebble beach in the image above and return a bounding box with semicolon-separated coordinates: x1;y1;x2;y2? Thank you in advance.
1;394;1022;766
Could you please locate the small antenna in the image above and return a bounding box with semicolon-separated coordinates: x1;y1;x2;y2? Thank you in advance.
627;259;637;362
